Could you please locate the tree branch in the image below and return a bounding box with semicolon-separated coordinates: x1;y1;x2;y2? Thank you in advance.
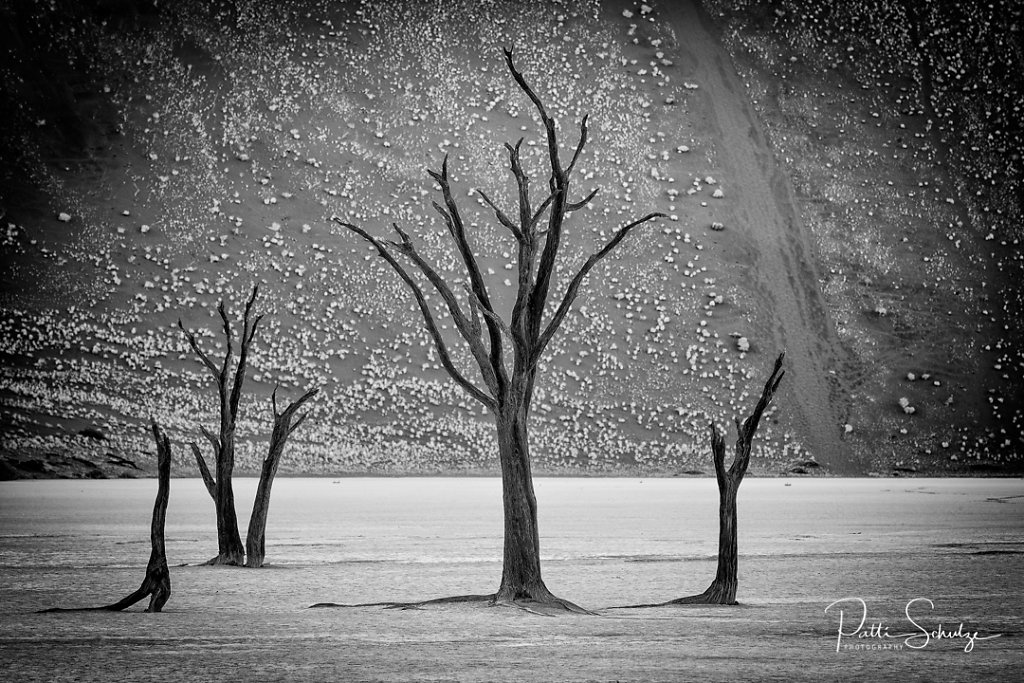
334;217;497;410
530;188;563;230
477;188;523;242
229;285;262;421
466;285;513;342
729;352;786;479
217;300;233;384
565;114;589;177
274;386;319;437
566;188;599;213
289;412;309;436
537;212;664;354
199;425;220;454
274;386;319;421
388;223;500;396
178;320;220;380
505;139;533;233
504;47;577;345
427;157;508;393
504;48;554;144
709;421;727;489
190;442;216;500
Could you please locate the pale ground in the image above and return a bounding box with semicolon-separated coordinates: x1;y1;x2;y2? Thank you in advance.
2;553;1020;682
1;478;1021;681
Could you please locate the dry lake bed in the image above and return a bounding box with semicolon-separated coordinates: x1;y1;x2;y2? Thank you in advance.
1;477;1021;681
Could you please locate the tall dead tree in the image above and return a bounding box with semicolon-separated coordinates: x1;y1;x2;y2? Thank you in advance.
180;285;263;566
42;419;172;613
670;352;785;605
334;48;663;612
245;386;319;568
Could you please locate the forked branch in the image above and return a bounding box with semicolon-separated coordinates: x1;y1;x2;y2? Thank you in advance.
333;216;497;410
190;441;216;499
729;351;785;479
228;285;264;420
387;223;499;395
537;212;665;354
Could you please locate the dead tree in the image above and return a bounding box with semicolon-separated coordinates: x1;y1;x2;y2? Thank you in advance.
245;386;319;568
669;352;785;605
332;48;663;613
41;419;172;613
180;285;263;566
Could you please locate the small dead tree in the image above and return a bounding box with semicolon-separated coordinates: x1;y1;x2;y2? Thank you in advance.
670;352;785;605
41;419;172;613
331;48;663;613
180;285;263;566
245;386;319;568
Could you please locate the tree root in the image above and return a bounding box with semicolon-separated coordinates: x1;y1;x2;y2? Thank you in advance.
40;420;172;614
309;594;494;610
664;592;739;606
202;553;245;567
39;573;170;614
310;592;594;615
606;594;740;610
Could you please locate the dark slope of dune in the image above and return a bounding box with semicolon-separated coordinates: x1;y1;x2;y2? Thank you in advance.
1;0;1019;477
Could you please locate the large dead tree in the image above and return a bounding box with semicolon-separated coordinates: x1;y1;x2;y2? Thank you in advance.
180;285;263;566
669;352;785;605
41;419;172;613
332;48;663;613
245;386;319;568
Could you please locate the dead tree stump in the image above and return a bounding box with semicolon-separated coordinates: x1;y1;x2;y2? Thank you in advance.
180;285;263;566
245;387;318;568
669;352;785;606
41;419;172;613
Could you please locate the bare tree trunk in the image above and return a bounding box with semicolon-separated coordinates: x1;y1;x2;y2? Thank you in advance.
670;353;785;606
494;408;546;602
245;458;273;570
211;468;246;566
332;48;661;614
180;286;263;567
704;475;739;604
671;444;740;605
42;419;172;613
245;387;318;568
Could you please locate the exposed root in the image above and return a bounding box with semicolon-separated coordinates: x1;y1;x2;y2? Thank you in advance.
492;597;595;617
309;592;594;615
494;583;595;615
40;420;171;614
38;575;170;614
664;593;739;606
202;553;244;567
605;593;740;610
491;599;551;617
310;594;495;610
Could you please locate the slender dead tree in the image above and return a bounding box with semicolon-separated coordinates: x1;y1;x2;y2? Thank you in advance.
669;352;785;605
331;48;663;613
245;386;319;568
180;285;263;566
41;419;172;613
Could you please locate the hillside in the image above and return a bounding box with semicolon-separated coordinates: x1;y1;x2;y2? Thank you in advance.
1;0;1020;478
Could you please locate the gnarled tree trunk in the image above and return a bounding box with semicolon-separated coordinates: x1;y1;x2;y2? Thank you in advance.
42;419;172;613
245;387;318;568
211;464;245;566
180;285;263;566
670;352;785;606
333;48;662;613
111;419;173;611
494;406;545;602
